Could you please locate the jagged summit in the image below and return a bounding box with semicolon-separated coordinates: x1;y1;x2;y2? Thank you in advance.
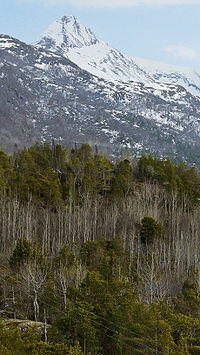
34;15;155;86
34;15;200;95
34;15;99;54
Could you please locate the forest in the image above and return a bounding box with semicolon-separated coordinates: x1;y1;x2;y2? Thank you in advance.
1;142;200;354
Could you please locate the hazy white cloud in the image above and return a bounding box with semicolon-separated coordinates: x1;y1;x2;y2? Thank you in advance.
164;44;200;60
17;0;200;7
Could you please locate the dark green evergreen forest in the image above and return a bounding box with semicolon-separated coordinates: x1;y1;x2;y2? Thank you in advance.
1;143;200;354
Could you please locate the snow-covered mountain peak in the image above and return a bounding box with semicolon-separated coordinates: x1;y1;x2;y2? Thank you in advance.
34;16;156;86
34;15;99;54
34;16;200;96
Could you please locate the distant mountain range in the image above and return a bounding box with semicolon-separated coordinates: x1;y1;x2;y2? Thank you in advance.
0;15;200;164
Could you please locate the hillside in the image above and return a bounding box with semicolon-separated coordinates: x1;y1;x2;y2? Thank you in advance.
1;143;200;353
1;31;200;164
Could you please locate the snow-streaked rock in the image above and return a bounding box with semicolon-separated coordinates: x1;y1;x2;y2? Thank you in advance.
132;56;200;97
35;16;98;51
34;16;200;97
1;33;200;165
34;15;156;87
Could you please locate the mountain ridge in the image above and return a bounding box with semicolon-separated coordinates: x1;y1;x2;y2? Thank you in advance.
34;15;200;97
34;16;157;87
0;20;200;164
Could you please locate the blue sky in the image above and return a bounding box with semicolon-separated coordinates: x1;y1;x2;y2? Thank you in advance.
1;0;200;67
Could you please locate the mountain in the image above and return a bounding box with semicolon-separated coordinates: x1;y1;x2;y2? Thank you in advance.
34;16;156;87
34;16;200;97
132;57;200;97
1;34;200;164
1;17;200;164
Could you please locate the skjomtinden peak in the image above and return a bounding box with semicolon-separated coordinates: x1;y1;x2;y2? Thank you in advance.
34;15;99;53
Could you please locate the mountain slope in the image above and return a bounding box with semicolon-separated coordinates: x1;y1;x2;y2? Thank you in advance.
1;34;200;165
34;16;156;87
133;56;200;97
34;16;200;97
